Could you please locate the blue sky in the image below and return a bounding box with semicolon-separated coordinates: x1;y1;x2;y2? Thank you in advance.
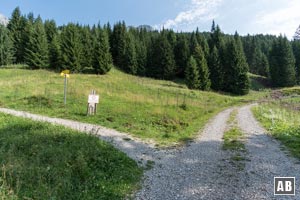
1;0;300;38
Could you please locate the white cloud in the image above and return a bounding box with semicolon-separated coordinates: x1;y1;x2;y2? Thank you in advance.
156;0;223;31
255;0;300;39
0;13;9;26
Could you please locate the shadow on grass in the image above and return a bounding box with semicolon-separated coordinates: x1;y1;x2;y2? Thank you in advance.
0;116;142;200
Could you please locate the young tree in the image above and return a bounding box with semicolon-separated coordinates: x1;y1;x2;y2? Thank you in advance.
92;26;112;74
270;36;296;87
185;56;200;89
24;16;49;69
193;44;211;90
0;25;14;65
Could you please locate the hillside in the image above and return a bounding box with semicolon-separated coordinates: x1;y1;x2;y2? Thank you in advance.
0;67;268;145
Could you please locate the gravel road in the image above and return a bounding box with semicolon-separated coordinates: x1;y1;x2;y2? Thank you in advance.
1;105;299;199
236;104;300;200
135;104;300;200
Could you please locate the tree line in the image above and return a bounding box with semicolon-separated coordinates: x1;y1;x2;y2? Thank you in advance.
0;7;299;95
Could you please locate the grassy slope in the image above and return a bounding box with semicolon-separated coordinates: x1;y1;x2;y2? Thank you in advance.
252;87;300;159
0;68;268;145
0;113;142;199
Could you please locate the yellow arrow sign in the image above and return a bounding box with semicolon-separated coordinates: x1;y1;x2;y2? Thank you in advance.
61;70;70;74
60;70;70;78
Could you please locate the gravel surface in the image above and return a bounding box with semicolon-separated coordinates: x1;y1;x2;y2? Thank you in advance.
236;104;300;200
135;108;234;200
1;105;300;200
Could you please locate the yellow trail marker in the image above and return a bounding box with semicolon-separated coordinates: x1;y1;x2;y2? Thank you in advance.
60;70;70;105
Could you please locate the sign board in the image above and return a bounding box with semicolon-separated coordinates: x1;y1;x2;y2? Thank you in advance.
62;70;70;74
88;95;99;104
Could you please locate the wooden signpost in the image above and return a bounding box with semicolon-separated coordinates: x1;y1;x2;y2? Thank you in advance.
87;90;99;115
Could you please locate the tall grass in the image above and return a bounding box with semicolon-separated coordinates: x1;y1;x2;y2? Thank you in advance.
0;68;268;145
253;98;300;159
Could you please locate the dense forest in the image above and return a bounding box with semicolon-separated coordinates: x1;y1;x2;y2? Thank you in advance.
1;7;300;95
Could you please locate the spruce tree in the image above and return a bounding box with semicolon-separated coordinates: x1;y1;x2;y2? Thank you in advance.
193;44;211;90
209;22;225;91
7;7;27;63
270;36;296;87
292;40;300;83
122;32;138;74
80;26;94;70
24;16;49;69
174;34;189;77
60;23;83;72
209;46;223;90
0;25;14;65
185;56;200;89
223;33;249;95
150;33;176;79
111;22;126;68
196;28;210;60
92;26;112;74
49;34;62;70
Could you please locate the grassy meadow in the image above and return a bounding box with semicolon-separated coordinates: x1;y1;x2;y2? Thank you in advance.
0;113;142;199
253;87;300;159
0;67;269;145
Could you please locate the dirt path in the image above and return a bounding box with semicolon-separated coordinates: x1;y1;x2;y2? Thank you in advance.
236;104;300;199
1;106;300;199
135;108;234;199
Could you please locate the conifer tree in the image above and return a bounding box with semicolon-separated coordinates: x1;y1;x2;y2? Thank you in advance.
60;23;83;72
150;33;176;79
24;16;49;69
80;26;94;69
174;34;189;77
48;33;62;70
270;36;296;87
209;46;223;90
185;56;200;89
92;26;112;74
193;44;211;90
7;7;27;63
122;32;138;74
196;28;209;60
0;25;14;65
111;22;127;68
223;33;249;95
292;40;300;83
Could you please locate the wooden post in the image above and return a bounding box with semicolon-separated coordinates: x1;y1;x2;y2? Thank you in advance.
64;74;67;105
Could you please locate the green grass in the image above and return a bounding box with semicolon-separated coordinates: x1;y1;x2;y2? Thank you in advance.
0;68;268;145
222;109;247;170
253;101;300;159
0;113;142;200
223;110;245;151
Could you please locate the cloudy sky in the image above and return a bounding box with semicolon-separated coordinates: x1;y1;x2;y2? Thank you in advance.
1;0;300;38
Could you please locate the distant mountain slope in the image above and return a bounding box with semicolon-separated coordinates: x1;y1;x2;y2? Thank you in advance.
0;13;9;26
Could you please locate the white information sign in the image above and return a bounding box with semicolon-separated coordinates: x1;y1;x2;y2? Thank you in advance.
88;95;99;104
